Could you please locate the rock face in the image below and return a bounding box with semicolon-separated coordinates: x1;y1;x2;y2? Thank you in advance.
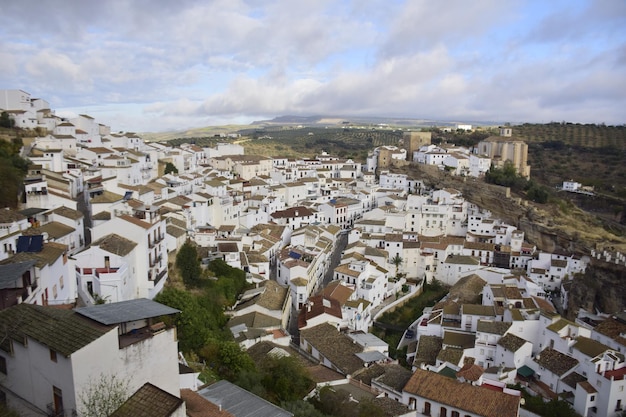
392;162;626;315
565;262;626;320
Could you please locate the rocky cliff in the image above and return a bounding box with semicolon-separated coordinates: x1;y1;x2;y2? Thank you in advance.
392;162;626;315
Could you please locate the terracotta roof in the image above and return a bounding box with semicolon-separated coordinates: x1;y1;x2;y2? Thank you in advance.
92;234;137;256
574;336;611;358
300;323;365;375
594;317;626;347
110;383;183;417
403;369;520;417
91;190;124;204
322;281;354;305
534;348;579;376
497;333;528;352
236;280;288;311
119;214;152;229
456;363;484;382
462;304;495;316
270;206;315;219
0;303;110;357
298;295;342;328
372;364;413;392
561;372;588;390
436;347;464;366
442;331;475;349
0;209;27;223
1;242;67;268
50;205;83;220
414;335;442;366
476;320;511;335
24;221;74;239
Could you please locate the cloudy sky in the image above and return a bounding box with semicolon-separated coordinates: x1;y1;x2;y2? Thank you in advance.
1;0;625;132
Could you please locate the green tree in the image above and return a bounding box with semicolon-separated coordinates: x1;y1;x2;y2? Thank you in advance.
282;400;328;417
200;340;256;381
0;111;14;128
391;254;403;277
208;259;247;306
154;287;212;353
260;356;314;404
164;161;178;175
0;137;28;208
79;373;130;417
176;240;201;287
308;386;348;417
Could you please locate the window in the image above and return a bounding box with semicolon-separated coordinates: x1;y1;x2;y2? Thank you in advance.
452;412;460;417
424;402;431;415
0;356;6;374
50;349;57;362
590;395;595;401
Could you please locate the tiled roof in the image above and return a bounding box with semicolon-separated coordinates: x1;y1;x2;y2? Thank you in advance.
574;336;611;358
443;331;476;349
476;320;511;335
404;369;520;417
322;281;354;305
92;234;137;256
298;296;342;328
119;214;152;230
270;206;315;219
534;348;579;376
181;389;235;417
50;205;84;220
371;397;412;416
436;347;464;366
300;323;365;375
0;303;110;357
593;317;626;347
372;364;413;391
228;311;280;330
456;363;484;381
236;280;288;311
414;335;442;366
91;190;124;203
1;242;67;268
462;304;495;316
497;333;528;352
23;221;74;239
110;383;183;417
561;372;588;390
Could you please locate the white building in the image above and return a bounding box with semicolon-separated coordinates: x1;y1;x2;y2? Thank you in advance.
0;299;180;417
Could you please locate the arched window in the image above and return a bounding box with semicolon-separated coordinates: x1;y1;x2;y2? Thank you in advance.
440;406;447;417
424;402;431;415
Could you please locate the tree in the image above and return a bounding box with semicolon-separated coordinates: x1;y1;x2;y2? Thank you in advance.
78;373;130;417
391;254;403;277
0;111;14;128
164;161;178;175
260;355;314;404
199;340;256;381
176;240;201;287
154;287;212;353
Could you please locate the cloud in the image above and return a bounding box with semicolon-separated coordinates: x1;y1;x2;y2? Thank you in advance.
0;0;624;132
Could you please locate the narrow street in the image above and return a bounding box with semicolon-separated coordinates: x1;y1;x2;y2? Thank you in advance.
288;230;350;342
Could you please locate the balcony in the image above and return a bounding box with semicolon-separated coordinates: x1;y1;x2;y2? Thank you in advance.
46;404;77;417
149;254;162;268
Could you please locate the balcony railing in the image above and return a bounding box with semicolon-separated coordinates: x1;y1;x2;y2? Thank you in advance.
47;404;77;417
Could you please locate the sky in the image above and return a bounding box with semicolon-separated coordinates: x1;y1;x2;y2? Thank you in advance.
1;0;625;133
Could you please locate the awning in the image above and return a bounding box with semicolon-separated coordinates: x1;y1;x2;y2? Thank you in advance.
517;365;535;377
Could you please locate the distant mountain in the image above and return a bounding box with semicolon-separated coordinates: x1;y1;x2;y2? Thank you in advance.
251;114;501;128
